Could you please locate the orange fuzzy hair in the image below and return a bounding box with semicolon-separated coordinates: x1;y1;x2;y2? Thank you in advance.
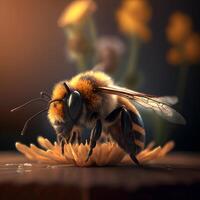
48;71;113;123
69;71;113;109
48;83;68;124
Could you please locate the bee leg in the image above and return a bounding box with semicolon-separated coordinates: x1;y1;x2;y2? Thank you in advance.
77;131;81;144
61;137;66;155
69;131;76;144
105;106;123;122
121;107;132;137
121;108;140;166
57;134;62;144
131;154;140;165
66;135;71;144
56;134;66;155
86;119;102;162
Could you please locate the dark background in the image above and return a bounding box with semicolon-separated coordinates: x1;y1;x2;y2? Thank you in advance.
0;0;200;151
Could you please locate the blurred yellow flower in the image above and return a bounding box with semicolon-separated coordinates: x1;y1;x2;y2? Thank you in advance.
184;33;200;63
167;33;200;66
58;0;96;27
116;0;152;41
166;12;193;45
166;48;183;66
123;0;152;23
116;10;151;41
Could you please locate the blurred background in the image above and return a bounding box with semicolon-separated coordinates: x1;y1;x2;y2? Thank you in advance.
0;0;200;152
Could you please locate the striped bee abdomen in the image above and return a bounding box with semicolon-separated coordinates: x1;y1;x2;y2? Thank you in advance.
129;110;145;153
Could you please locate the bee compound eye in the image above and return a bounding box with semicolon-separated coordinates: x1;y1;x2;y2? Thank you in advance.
68;91;82;121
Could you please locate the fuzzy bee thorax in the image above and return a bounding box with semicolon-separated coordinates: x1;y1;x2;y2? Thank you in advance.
48;71;115;125
69;71;114;109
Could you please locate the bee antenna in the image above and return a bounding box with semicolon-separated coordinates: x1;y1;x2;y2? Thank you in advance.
63;82;71;94
11;98;48;112
48;99;63;105
20;108;48;135
21;98;65;135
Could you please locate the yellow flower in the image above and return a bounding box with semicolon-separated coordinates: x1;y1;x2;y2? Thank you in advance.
116;9;151;41
116;0;152;41
16;136;174;167
167;33;200;66
166;12;193;45
123;0;152;23
166;48;183;65
184;33;200;63
58;0;96;27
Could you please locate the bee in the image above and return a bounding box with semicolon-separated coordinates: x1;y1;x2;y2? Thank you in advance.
11;71;185;165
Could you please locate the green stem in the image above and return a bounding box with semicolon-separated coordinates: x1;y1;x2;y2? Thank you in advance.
76;56;87;72
88;17;97;42
87;16;97;66
127;37;139;74
122;36;140;88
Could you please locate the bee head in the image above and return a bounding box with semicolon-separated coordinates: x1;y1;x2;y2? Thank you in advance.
48;82;83;134
11;82;83;136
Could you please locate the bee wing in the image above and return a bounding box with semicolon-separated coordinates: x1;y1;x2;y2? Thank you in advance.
152;96;178;105
133;96;186;125
98;85;186;125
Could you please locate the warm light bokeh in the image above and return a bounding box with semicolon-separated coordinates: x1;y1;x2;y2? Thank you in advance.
58;0;96;27
166;11;193;45
116;0;152;41
166;11;200;66
184;33;200;63
166;48;183;66
123;0;152;23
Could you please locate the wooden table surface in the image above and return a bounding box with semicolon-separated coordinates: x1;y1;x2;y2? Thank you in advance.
0;152;200;200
